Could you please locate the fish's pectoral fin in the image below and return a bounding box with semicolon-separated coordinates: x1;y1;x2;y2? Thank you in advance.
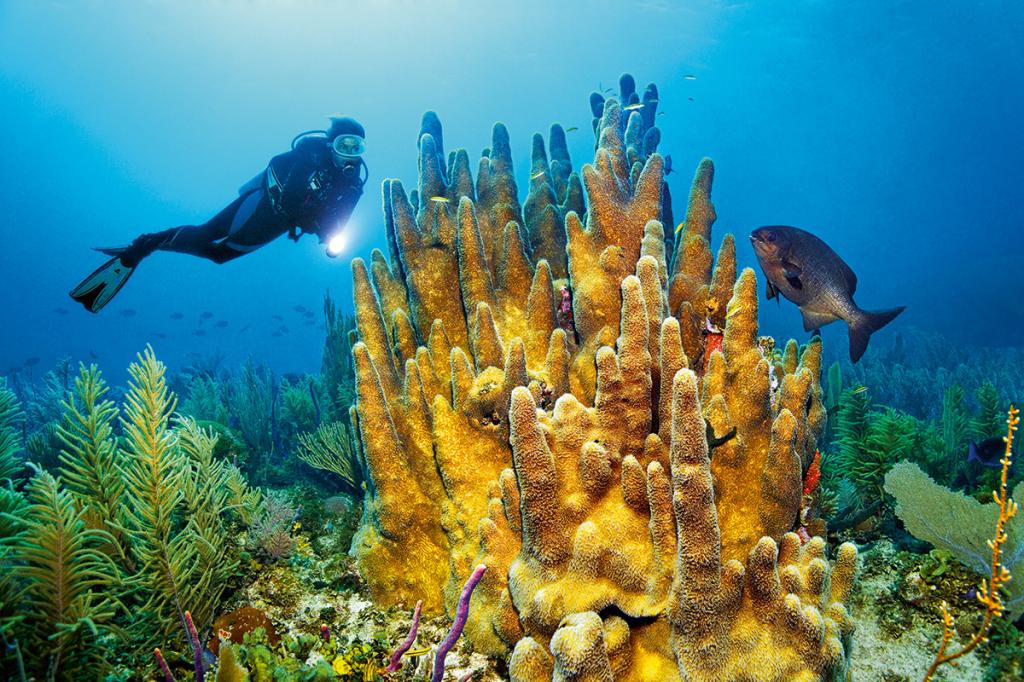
800;307;839;333
766;279;778;300
780;257;802;284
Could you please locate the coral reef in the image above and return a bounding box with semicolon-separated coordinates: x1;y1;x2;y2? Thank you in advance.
348;76;855;679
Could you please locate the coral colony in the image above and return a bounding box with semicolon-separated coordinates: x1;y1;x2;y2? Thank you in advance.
1;73;1021;681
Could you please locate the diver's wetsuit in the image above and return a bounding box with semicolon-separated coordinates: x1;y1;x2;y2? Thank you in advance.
124;136;365;266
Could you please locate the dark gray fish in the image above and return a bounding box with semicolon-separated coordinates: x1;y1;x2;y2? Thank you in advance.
53;307;69;315
193;329;206;337
750;225;905;362
968;437;1013;468
302;310;315;318
272;314;284;321
215;320;229;328
88;350;99;360
155;332;167;339
279;326;289;334
705;420;737;450
24;357;40;367
293;305;307;313
665;154;673;176
170;312;184;320
200;311;214;320
119;309;137;318
239;325;250;333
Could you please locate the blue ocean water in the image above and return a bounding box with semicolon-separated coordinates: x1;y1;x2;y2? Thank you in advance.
0;1;1021;379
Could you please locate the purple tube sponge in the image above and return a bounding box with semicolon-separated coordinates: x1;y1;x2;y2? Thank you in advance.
154;647;175;682
184;611;204;682
386;599;423;672
432;565;487;682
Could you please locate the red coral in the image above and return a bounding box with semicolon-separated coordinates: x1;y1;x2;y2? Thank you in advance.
803;450;822;497
702;329;723;374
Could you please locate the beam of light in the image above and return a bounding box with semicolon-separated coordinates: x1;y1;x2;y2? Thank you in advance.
326;229;348;257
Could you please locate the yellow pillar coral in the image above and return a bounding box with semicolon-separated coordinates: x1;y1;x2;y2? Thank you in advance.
348;79;856;679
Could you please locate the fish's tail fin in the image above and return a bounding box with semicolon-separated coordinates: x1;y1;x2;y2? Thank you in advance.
968;441;980;465
70;254;137;313
848;305;905;362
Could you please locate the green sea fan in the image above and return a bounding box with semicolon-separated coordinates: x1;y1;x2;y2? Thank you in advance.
15;469;122;679
885;460;1024;618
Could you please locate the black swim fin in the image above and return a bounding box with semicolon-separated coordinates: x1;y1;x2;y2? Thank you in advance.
70;250;136;313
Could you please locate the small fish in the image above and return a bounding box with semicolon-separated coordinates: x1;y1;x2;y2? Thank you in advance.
683;74;697;81
88;350;99;360
674;221;685;235
968;437;1014;468
272;331;283;338
302;310;315;318
623;103;645;111
279;326;290;334
293;305;307;313
200;311;214;319
750;226;905;362
688;97;695;102
53;307;69;315
429;195;450;203
24;357;40;367
657;111;666;117
531;170;545;180
404;647;432;658
119;309;137;318
726;304;742;319
193;329;206;337
239;325;250;333
665;154;674;176
155;332;167;339
705;420;737;449
215;320;229;328
170;312;184;320
565;126;579;133
272;314;284;321
851;386;868;395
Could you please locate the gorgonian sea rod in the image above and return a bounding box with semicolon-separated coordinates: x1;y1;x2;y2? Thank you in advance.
348;75;856;680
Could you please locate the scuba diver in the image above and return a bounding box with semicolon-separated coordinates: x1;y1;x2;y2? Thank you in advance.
70;116;367;313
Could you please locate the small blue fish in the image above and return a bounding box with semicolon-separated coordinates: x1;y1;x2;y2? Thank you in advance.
968;437;1013;468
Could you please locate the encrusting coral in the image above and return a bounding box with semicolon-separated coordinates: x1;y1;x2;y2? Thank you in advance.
348;75;856;680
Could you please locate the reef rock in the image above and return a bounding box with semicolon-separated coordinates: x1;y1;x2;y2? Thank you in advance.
348;76;856;680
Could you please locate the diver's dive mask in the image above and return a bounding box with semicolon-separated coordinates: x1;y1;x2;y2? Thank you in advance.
331;134;365;166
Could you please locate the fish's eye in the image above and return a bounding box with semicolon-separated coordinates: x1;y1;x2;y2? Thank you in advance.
767;233;777;242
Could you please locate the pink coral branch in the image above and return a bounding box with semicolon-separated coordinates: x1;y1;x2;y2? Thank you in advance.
386;599;422;672
154;648;175;682
432;565;487;682
184;611;204;682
